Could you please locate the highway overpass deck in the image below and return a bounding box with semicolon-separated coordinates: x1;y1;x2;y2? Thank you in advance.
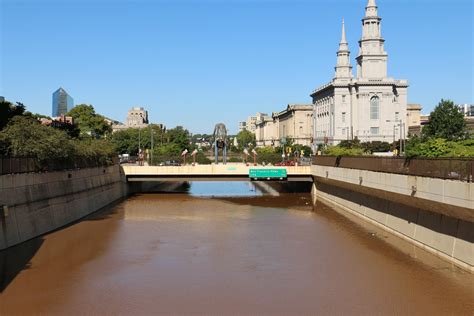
121;164;312;182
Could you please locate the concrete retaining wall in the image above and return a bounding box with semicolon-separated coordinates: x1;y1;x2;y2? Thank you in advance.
0;165;127;250
312;165;474;272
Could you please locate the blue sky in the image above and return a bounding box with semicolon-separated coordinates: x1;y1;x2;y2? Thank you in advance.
1;0;473;134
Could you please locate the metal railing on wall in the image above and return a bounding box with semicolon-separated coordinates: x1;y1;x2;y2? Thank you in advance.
0;156;118;175
312;156;474;182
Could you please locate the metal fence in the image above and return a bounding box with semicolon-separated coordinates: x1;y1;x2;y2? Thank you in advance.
0;156;118;175
312;156;474;182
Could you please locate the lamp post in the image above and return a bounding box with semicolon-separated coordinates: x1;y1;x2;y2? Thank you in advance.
150;125;154;165
386;119;404;155
138;127;142;165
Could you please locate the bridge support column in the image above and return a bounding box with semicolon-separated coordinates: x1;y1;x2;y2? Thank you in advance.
223;145;227;165
311;180;318;207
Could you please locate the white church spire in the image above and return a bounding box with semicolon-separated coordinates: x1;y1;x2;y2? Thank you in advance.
340;18;347;44
334;18;353;80
365;0;378;17
356;0;387;78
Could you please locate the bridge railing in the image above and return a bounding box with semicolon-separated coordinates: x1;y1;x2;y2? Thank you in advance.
312;156;474;182
0;156;118;175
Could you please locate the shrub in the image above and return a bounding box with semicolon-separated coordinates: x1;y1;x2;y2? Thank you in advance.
405;138;474;158
0;116;117;169
322;146;366;156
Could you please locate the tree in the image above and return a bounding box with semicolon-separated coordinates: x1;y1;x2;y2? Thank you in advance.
0;116;74;161
0;101;26;130
67;104;112;138
256;147;282;164
422;99;468;141
236;130;256;150
166;126;190;149
109;128;141;155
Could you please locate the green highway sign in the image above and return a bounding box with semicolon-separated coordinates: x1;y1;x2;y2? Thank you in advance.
249;168;287;180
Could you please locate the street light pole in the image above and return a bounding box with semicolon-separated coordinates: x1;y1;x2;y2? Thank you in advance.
150;125;154;165
399;119;402;155
386;119;404;156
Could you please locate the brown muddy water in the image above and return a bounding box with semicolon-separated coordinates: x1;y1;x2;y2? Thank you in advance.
0;182;473;315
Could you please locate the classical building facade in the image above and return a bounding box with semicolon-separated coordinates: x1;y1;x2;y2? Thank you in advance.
458;104;474;117
406;104;423;136
112;107;150;132
311;0;408;146
126;107;149;127
255;114;276;147
239;113;268;134
255;104;313;147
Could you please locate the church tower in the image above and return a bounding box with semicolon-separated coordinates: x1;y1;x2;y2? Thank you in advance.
356;0;388;79
334;19;353;81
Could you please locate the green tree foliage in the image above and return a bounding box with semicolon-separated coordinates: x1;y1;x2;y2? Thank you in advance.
361;141;391;153
195;152;212;164
422;99;468;141
71;138;117;165
109;124;190;166
236;130;256;150
0;101;26;130
323;146;366;156
405;137;474;158
255;147;282;165
0;116;74;161
0;116;116;167
109;128;141;155
150;143;182;164
290;144;312;157
322;137;389;156
67;104;112;138
166;126;190;149
24;112;51;120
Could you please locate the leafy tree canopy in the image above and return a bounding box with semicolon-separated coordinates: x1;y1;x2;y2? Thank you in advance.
422;99;468;141
0;116;74;161
67;104;112;138
236;130;256;150
405;137;474;158
166;126;190;149
0;101;26;130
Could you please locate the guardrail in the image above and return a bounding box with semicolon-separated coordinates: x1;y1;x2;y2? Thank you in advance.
312;156;474;182
0;156;118;175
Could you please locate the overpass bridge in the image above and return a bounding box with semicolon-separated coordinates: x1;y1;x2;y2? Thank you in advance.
121;164;313;182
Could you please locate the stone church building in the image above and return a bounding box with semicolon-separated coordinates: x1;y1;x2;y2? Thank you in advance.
311;0;408;146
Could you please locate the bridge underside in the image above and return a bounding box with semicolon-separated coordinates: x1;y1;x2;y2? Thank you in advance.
126;175;313;182
121;165;313;183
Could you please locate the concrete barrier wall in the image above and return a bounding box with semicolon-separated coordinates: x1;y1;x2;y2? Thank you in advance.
311;165;473;272
0;165;127;250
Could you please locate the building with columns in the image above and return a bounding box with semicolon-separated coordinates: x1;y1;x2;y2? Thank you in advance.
255;104;313;147
311;0;408;146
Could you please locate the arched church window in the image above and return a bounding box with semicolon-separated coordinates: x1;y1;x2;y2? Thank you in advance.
370;96;380;120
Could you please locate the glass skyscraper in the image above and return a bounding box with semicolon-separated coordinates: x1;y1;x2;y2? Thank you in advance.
52;87;74;117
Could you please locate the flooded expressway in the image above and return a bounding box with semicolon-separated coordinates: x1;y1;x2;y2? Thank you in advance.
0;182;473;315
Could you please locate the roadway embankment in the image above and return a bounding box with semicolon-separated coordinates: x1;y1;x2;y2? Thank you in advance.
0;164;127;250
311;157;473;272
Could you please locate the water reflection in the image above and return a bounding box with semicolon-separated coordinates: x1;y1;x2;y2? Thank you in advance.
189;181;262;197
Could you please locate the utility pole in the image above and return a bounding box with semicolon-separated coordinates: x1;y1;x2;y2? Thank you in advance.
138;127;141;154
150;125;154;165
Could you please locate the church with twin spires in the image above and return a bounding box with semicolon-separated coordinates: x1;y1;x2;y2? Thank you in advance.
311;0;408;146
